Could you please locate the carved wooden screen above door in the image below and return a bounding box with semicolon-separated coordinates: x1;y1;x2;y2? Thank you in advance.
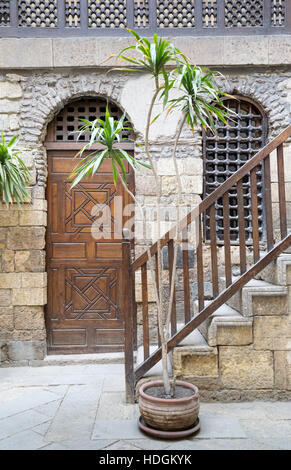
45;97;134;354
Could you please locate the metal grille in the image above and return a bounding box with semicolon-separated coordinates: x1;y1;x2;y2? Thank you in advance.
202;0;217;28
271;0;286;26
88;0;127;28
157;0;195;28
65;0;80;27
18;0;58;27
0;0;9;25
225;0;263;27
53;98;131;142
134;0;149;28
203;97;267;243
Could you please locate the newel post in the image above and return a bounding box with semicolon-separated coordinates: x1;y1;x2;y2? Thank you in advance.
122;228;135;404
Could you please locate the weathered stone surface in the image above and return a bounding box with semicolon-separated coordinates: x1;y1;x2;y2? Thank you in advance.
173;346;218;377
252;295;287;316
12;288;47;306
53;38;98;67
274;351;291;390
269;36;291;64
253;316;289;350
0;100;20;113
0;211;18;226
0;307;13;330
224;36;268;65
0;82;22;99
1;250;14;272
0;273;21;288
0;289;11;306
0;38;53;68
7;341;46;361
9;114;19;131
219;346;274;390
7;227;45;250
156;158;202;176
15;250;45;272
14;306;45;331
213;322;253;347
21;273;47;288
135;175;158;196
175;36;224;65
12;329;46;341
191;281;213;300
19;211;47;226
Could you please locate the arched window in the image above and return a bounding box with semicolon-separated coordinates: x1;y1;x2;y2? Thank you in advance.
46;97;131;143
203;96;267;242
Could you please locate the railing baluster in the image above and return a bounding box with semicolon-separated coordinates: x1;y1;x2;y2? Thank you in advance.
155;252;161;347
122;231;135;404
182;228;191;324
277;143;287;239
168;239;177;336
223;192;232;287
141;263;149;360
237;179;247;274
209;204;219;297
263;154;274;250
250;167;260;263
196;214;204;311
131;262;137;351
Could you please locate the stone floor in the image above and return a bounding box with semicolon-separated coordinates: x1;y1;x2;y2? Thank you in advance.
0;363;291;450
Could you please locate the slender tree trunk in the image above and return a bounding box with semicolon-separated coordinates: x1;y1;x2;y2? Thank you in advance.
165;114;187;339
116;169;161;314
143;79;172;397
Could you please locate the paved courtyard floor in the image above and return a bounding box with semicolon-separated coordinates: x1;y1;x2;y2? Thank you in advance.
0;363;291;450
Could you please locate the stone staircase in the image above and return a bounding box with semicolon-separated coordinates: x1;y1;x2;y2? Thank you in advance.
137;253;291;400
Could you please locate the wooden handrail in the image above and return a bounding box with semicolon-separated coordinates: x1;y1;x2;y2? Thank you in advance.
124;124;291;403
134;234;291;381
132;125;291;272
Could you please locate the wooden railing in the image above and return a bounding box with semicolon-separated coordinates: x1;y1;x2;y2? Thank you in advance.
123;125;291;403
1;1;290;37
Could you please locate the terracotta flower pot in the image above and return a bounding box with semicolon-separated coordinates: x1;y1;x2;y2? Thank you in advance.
139;380;199;432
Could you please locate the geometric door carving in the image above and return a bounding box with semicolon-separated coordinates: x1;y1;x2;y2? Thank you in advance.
45;97;134;354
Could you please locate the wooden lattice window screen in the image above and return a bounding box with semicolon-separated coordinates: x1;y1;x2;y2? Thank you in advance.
157;0;195;28
0;0;10;25
203;97;267;243
50;97;131;143
271;0;286;26
88;0;127;28
18;0;58;27
225;0;264;27
65;0;81;27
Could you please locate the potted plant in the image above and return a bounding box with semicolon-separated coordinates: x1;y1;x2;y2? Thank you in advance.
71;31;233;437
0;132;30;205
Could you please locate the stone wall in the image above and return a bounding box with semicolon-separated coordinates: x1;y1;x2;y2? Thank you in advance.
172;262;291;401
0;35;291;364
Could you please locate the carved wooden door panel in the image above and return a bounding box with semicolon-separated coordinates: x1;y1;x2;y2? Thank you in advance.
46;151;133;354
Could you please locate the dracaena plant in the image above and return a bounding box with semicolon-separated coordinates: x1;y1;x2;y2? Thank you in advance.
0;132;30;206
70;106;150;190
163;64;236;354
71;30;235;399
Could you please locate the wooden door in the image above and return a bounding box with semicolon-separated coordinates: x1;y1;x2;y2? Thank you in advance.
46;151;134;354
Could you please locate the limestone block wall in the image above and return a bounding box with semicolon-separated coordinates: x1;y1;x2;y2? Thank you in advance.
0;34;291;363
173;263;291;401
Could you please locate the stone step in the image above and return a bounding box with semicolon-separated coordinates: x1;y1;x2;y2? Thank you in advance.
255;253;291;286
35;352;126;366
136;345;172;378
192;301;252;347
172;329;218;390
222;277;288;317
